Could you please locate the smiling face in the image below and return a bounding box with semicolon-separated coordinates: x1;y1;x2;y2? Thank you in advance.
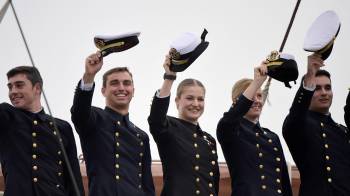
7;73;41;112
102;71;134;114
309;75;333;114
175;85;205;124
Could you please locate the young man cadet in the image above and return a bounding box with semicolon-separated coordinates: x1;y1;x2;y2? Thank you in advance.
283;54;350;196
71;51;155;196
0;66;84;196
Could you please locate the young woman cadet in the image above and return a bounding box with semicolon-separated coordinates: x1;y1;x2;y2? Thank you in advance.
216;61;293;196
148;54;220;196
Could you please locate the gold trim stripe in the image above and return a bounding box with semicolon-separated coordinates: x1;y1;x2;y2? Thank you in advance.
100;41;125;50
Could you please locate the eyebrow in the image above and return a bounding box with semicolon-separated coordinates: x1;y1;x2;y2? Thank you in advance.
7;81;25;87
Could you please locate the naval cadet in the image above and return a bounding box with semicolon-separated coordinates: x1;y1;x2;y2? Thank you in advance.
148;40;220;195
70;51;155;196
283;54;350;196
217;62;292;196
0;66;84;196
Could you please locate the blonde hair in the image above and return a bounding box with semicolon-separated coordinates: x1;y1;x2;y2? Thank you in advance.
176;78;205;98
231;78;253;105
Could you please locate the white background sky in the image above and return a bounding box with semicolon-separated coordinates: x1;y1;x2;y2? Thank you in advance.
1;0;349;165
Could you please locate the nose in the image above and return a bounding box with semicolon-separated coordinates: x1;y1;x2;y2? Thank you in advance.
192;99;199;106
117;83;126;91
320;87;327;95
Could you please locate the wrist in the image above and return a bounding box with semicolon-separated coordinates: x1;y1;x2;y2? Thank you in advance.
83;73;95;83
163;73;176;80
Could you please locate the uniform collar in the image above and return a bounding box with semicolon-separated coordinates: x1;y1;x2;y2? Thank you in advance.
309;110;335;124
104;106;130;125
242;117;261;129
21;108;50;122
176;117;203;134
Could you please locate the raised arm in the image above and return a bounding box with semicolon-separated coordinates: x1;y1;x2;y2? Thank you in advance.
217;61;267;140
148;54;176;136
70;52;103;133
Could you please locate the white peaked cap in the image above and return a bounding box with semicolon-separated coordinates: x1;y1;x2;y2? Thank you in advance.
95;31;140;41
303;10;340;51
170;32;201;55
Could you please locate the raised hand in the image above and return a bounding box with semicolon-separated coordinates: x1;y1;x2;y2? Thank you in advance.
83;52;103;83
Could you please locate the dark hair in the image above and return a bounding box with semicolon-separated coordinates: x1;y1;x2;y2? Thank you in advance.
176;78;205;98
315;69;331;80
7;66;43;89
102;67;133;87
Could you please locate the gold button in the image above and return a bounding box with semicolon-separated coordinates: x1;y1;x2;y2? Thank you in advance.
210;194;213;196
56;184;60;188
139;173;142;177
261;185;267;189
203;135;207;139
32;132;37;137
194;166;199;171
196;178;200;182
209;172;213;176
193;133;197;138
138;162;142;166
276;157;281;162
116;154;119;158
212;150;216;154
117;121;121;125
33;177;38;182
276;168;281;172
33;120;38;125
259;153;263;157
32;154;37;159
322;133;327;138
211;161;216;165
263;131;267;135
194;143;198;148
256;144;260;148
137;133;140;137
268;139;272;143
58;172;62;176
326;155;330;160
326;166;331;171
115;132;119;137
116;142;120;147
32;143;37;148
53;131;57;135
277;189;282;194
196;190;200;194
138;185;142;189
59;160;62;165
325;144;329;149
116;175;120;180
259;165;264;169
58;151;62;155
33;165;38;170
196;154;200;159
140;142;144;146
261;175;265;180
209;183;213;187
274;147;278;152
256;133;259;137
276;178;281;183
320;122;324;127
49;122;53;126
115;164;119;169
328;178;332;183
139;153;143;157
